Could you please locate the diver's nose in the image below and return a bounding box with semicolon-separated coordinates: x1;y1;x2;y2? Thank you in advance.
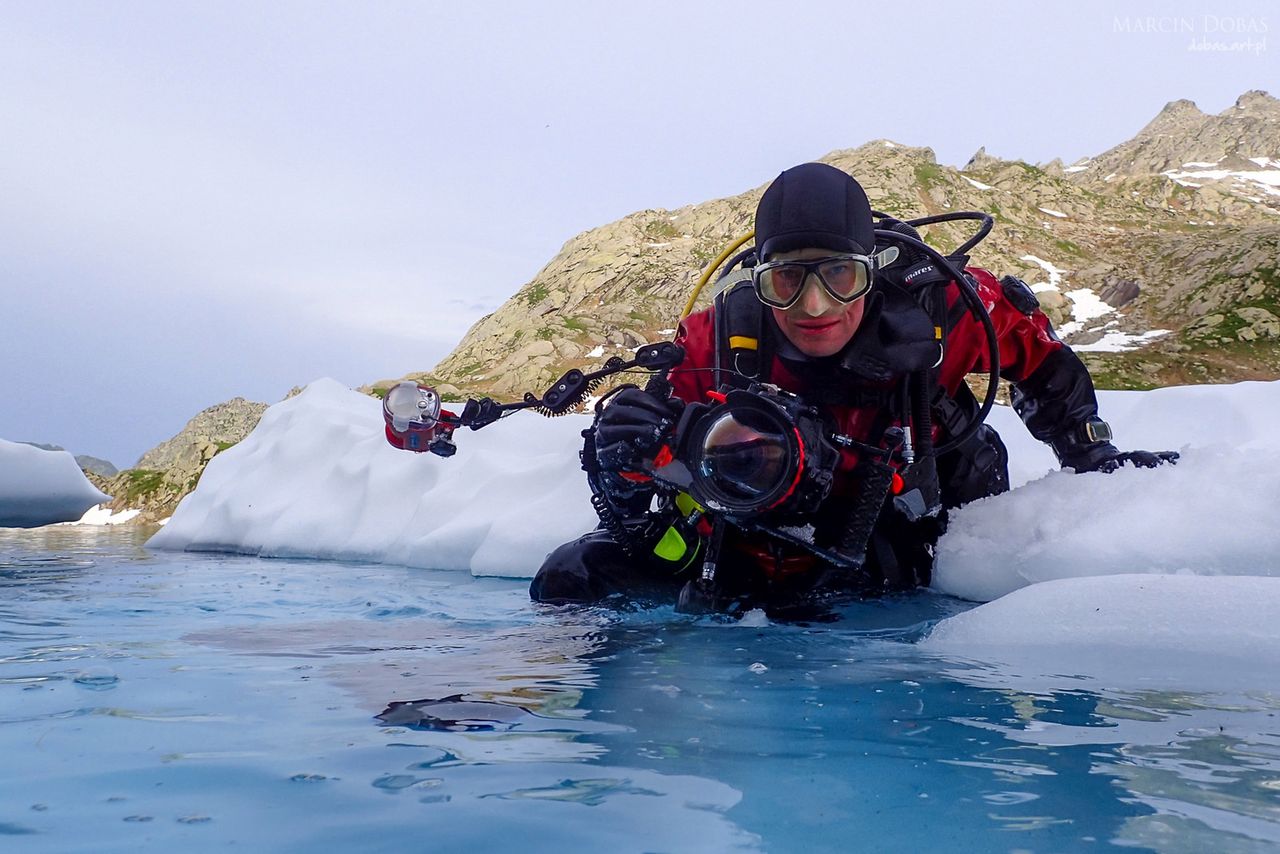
797;273;835;317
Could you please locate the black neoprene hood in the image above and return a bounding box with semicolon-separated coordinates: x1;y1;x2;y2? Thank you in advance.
755;163;875;259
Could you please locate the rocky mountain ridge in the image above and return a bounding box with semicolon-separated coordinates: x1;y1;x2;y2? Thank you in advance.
1065;90;1279;180
406;90;1278;404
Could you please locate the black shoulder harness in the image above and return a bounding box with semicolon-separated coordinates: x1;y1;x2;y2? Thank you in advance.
713;281;773;389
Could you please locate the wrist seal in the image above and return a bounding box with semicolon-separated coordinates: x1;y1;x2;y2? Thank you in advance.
1049;417;1117;471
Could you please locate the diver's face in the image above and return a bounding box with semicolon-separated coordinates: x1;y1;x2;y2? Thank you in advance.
767;247;868;358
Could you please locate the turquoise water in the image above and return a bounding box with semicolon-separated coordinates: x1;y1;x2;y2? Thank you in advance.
2;527;1278;853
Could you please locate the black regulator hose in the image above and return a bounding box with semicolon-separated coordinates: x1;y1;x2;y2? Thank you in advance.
871;227;1001;455
934;272;999;456
909;370;942;513
905;211;995;258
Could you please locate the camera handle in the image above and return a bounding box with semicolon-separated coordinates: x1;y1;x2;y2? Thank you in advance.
676;516;728;615
835;461;897;570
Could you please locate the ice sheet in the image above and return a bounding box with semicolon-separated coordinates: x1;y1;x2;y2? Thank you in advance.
0;438;110;528
920;574;1280;691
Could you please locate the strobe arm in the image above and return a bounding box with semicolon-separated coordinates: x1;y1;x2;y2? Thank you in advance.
457;342;687;430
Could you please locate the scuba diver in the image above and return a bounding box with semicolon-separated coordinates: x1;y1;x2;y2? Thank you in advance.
528;162;1178;612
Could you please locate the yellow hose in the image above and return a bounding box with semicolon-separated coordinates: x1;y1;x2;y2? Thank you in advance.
679;230;755;319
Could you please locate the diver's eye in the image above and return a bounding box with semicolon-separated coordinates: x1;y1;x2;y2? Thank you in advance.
772;267;804;289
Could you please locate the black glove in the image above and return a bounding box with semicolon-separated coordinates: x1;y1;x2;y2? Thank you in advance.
1059;442;1180;474
594;387;682;473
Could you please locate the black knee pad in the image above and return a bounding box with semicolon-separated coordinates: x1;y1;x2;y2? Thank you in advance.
530;530;638;604
530;529;685;605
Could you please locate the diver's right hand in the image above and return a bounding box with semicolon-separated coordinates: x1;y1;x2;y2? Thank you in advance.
594;387;682;472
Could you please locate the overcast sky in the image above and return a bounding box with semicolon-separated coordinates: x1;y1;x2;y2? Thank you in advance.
2;0;1276;467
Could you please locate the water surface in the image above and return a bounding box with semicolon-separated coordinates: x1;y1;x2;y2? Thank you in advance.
1;527;1277;852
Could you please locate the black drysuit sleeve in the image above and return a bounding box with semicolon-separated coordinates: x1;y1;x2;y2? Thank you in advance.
1010;346;1118;468
1009;346;1101;442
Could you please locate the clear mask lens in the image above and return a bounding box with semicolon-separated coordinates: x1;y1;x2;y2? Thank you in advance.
755;255;871;308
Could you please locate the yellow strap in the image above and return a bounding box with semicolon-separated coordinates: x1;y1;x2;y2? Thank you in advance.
934;326;943;340
680;230;756;319
728;335;758;351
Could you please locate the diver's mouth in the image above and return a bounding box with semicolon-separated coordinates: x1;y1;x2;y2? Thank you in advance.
793;319;839;334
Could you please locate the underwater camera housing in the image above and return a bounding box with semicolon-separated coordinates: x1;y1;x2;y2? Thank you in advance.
653;383;844;524
625;379;901;614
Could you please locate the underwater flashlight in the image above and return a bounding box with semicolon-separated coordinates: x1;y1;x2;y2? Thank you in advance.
382;382;457;457
384;382;441;430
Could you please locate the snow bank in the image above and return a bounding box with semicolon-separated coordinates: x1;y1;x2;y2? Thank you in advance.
936;447;1280;602
148;379;597;576
1163;163;1280;199
0;439;110;528
1071;328;1171;353
936;380;1280;601
153;377;1280;603
1020;254;1064;293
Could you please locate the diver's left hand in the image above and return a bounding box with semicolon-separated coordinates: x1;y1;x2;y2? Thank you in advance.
594;387;682;472
1101;449;1180;472
1067;447;1180;474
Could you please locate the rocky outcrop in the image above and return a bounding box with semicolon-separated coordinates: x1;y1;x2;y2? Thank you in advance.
74;455;118;478
102;397;268;523
134;397;266;474
1098;278;1141;308
963;146;1003;172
